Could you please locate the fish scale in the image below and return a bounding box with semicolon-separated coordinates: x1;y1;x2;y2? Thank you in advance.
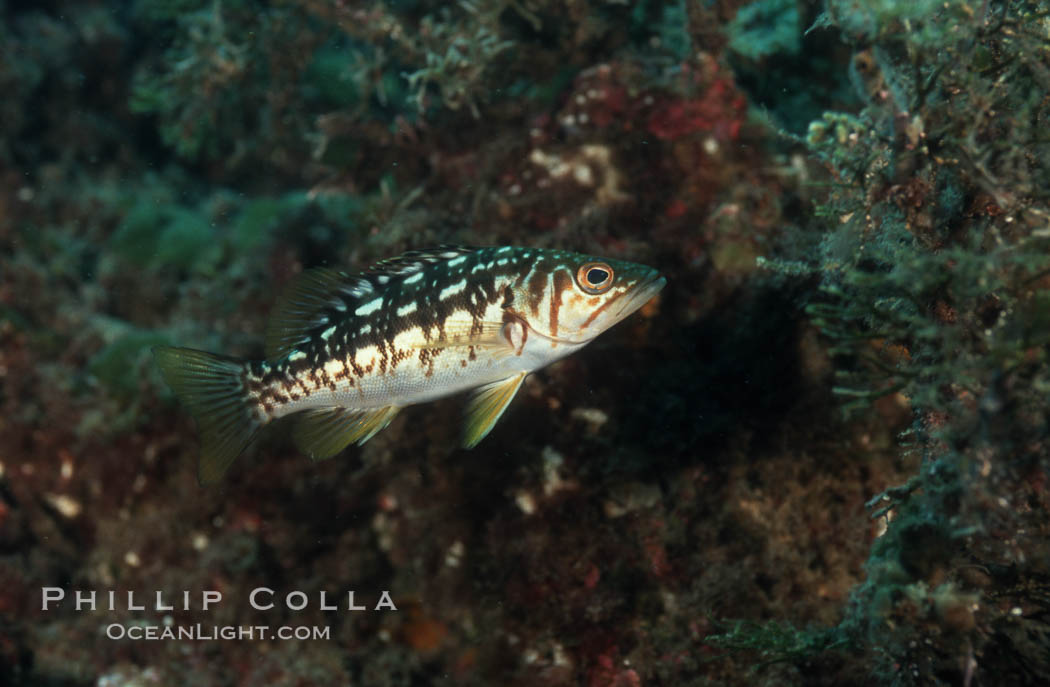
154;245;665;484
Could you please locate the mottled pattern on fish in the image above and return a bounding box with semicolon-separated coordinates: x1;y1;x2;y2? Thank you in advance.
154;246;664;484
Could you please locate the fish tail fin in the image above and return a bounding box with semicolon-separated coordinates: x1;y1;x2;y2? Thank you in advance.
153;346;262;485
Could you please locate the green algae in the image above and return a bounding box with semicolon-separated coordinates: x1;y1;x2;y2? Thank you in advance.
760;0;1050;680
727;0;801;62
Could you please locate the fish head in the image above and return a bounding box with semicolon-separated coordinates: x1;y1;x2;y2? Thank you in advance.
510;250;666;347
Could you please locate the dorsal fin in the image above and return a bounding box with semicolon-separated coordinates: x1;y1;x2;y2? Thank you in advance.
265;268;374;359
265;246;478;360
365;245;475;278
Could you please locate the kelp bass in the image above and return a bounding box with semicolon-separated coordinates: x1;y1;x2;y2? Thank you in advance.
154;246;665;483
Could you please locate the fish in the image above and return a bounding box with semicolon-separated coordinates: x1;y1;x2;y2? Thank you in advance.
154;245;665;484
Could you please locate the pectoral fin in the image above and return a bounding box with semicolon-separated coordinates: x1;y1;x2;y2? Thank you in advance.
462;373;526;448
293;406;400;460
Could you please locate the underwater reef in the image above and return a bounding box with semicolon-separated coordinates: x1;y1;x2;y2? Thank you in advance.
1;0;1049;685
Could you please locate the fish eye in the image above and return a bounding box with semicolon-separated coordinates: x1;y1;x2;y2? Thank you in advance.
576;262;614;294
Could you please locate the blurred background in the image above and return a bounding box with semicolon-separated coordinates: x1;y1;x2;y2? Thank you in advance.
1;0;1049;685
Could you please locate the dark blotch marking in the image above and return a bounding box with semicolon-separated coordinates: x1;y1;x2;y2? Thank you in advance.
550;269;572;339
349;356;364;378
418;347;442;377
248;361;302;411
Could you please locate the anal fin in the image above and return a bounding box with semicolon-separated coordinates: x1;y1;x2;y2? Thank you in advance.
462;373;526;449
293;406;400;460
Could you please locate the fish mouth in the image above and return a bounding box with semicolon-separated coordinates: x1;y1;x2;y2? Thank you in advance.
611;273;666;322
530;272;666;346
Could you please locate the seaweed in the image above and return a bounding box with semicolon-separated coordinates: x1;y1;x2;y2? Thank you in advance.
762;0;1050;682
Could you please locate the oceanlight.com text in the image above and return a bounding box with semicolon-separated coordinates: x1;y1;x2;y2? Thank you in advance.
105;623;331;641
